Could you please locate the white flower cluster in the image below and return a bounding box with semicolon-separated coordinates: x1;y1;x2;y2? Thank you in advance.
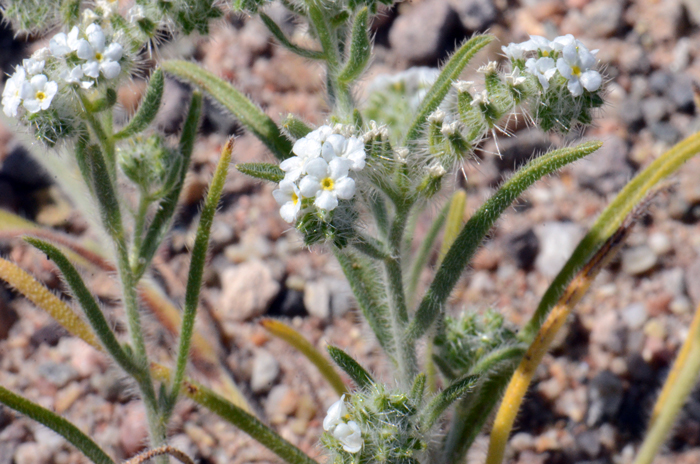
323;395;363;453
2;21;123;118
502;34;602;97
273;125;366;222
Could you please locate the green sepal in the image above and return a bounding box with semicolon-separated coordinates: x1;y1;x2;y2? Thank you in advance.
353;109;364;129
337;7;371;84
328;345;375;389
236;163;285;183
114;69;165;140
281;114;312;141
410;373;427;405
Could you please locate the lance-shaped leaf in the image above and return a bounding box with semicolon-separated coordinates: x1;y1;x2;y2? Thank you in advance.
237;163;285;183
85;144;123;240
327;345;374;389
0;385;115;464
135;91;202;280
337;8;371;84
404;34;494;144
281;114;312;140
410;373;427;405
115;68;165;139
182;380;318;464
421;374;478;430
259;12;324;60
521;130;700;342
161;60;293;160
24;238;139;376
170;138;233;408
0;257;101;350
408;141;602;342
261;319;347;395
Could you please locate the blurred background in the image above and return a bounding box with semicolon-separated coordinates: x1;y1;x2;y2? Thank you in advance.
1;0;700;463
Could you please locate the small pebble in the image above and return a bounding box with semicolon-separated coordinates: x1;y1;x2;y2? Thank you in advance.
250;349;280;394
621;245;657;275
648;232;672;255
621;303;647;330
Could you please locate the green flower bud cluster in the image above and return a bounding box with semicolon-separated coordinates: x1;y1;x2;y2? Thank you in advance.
117;134;182;200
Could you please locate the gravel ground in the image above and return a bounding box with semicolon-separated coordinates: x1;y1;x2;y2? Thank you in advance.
1;1;700;463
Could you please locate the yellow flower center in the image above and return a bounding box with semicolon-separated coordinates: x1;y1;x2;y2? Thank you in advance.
95;52;104;62
321;177;334;191
35;91;46;101
571;65;581;77
542;50;549;57
291;192;299;205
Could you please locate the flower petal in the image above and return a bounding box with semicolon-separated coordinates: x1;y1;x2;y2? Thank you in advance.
329;157;349;180
103;42;123;61
556;58;572;79
334;177;355;200
292;137;321;159
580;70;602;91
299;176;321;197
86;23;106;52
305;158;329;179
82;61;101;78
567;78;583;97
315;190;338;211
279;202;299;223
76;39;95;60
100;60;121;79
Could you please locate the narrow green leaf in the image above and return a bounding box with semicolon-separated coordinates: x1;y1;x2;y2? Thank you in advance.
24;238;140;376
115;68;165;139
407;197;450;305
332;248;394;357
0;385;115;464
161;61;293;160
408;141;602;341
353;108;364;130
438;189;467;264
262;319;347;395
421;374;478;430
135;91;202;280
327;345;374;389
259;12;324;60
84;144;123;239
183;380;318;464
521;131;700;342
410;373;427;405
170;138;233;407
236;163;285;183
337;8;371;84
404;35;494;144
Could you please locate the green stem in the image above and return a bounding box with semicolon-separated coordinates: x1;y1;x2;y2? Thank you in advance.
131;192;150;270
79;94;116;177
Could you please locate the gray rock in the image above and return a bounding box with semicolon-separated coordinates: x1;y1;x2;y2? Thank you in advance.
617;98;644;131
621;245;657;275
576;430;602;458
219;260;281;321
389;0;459;64
329;278;354;318
641;97;671;126
650;121;681;145
579;0;623;38
37;362;78;388
668;74;695;113
591;311;626;354
447;0;497;31
574;136;632;195
505;229;539;270
534;222;585;277
250;349;280;394
303;279;331;319
587;371;623;426
621;303;647;330
648;71;673;95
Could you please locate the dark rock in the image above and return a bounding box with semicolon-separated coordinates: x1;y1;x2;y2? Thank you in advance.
447;0;497;31
0;14;24;76
30;322;69;347
268;288;307;318
0;406;11;432
388;0;461;65
154;77;192;135
0;147;52;191
505;229;539;270
650;121;681;145
641;97;671;126
0;293;17;340
668;74;695;113
200;96;241;136
587;371;623;426
494;130;551;173
574;136;632;196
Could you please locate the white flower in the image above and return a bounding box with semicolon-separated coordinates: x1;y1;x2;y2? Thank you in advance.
49;26;81;56
272;180;302;223
82;9;100;25
281;125;337;181
322;134;366;171
505;67;527;86
471;90;490;107
60;66;94;89
31;47;52;61
441;121;461;136
22;58;45;75
2;67;28;117
299;158;355;212
525;56;556;90
333;421;363;453
451;80;474;93
501;43;525;61
77;24;123;80
323;394;349;432
96;0;120;17
521;35;555;57
128;5;146;22
556;43;601;96
21;74;58;113
477;61;498;74
551;34;577;51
